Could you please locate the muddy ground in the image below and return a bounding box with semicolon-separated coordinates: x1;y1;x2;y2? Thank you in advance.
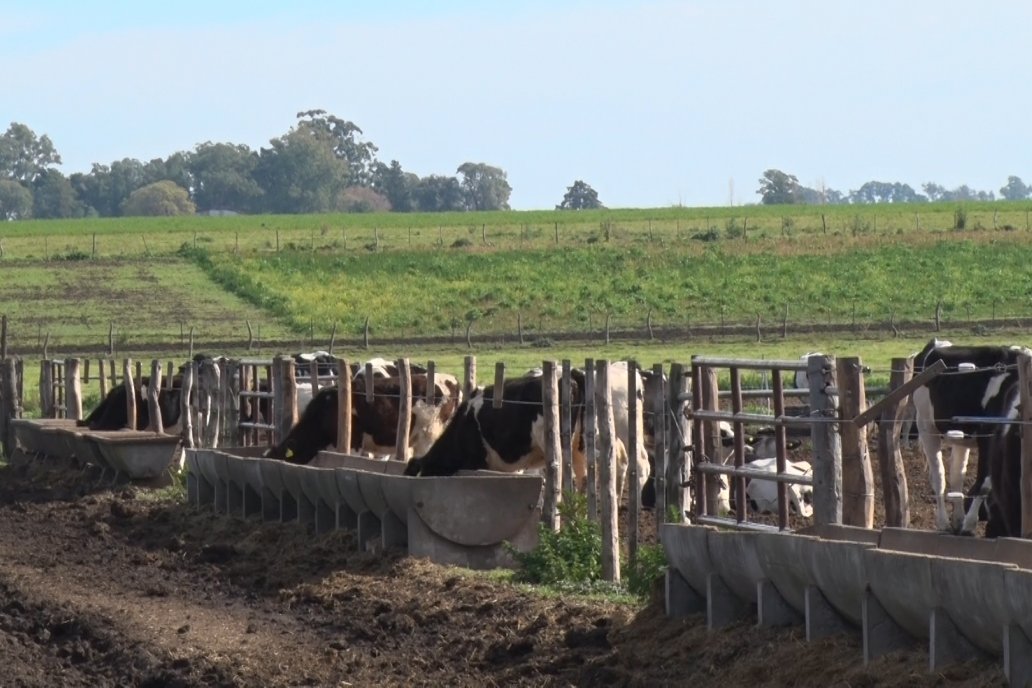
0;452;1007;688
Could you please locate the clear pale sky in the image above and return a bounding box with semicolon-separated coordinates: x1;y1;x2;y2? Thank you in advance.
4;1;1031;210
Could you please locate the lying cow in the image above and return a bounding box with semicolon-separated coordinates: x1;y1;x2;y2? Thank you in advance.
404;371;593;488
741;458;814;518
266;373;460;464
911;338;1031;533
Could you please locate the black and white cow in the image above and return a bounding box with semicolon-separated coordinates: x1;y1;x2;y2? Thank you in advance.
266;373;461;464
911;337;1031;533
404;371;591;486
979;377;1022;538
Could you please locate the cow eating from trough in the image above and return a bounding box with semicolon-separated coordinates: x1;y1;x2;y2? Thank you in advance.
910;337;1032;533
403;370;592;486
266;373;461;464
79;383;183;432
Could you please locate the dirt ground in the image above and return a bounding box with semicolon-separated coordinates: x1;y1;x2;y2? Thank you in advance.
0;452;1007;688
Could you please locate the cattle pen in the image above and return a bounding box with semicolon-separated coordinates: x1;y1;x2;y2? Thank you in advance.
4;346;1032;684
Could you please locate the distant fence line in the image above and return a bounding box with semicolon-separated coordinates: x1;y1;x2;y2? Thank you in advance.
1;308;1032;361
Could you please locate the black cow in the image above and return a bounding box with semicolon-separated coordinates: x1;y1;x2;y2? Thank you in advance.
266;374;460;464
78;383;183;431
404;372;587;484
911;338;1031;533
982;378;1023;538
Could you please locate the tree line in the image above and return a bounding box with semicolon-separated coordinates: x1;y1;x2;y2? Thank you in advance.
757;169;1030;205
0;110;607;220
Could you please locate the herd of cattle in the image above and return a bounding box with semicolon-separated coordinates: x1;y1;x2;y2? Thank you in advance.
75;340;1032;539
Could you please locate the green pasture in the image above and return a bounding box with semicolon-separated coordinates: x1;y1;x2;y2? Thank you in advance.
3;201;1032;260
4;201;1032;419
183;233;1032;341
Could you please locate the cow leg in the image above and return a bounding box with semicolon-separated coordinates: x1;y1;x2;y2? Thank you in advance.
918;430;950;531
946;445;970;496
960;476;991;535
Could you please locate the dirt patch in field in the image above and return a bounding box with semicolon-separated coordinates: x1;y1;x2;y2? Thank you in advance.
0;456;1006;687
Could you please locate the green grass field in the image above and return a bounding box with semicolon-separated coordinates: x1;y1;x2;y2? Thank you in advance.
3;201;1032;401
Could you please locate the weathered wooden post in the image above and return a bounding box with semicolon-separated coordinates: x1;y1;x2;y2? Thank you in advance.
64;358;82;421
147;360;164;433
123;358;137;430
696;362;722;516
560;360;574;494
541;360;562;531
364;361;375;404
394;358;412;460
730;366;747;525
181;362;195;449
838;357;873;528
1018;353;1032;537
336;357;353;453
651;363;668;525
273;355;297;447
876;357;912;527
627;360;640;565
463;355;477;400
425;360;436;403
583;357;598;521
39;359;54;418
808;354;842;526
0;314;7;360
202;359;222;447
224;359;241;447
667;363;689;521
492;362;505;409
595;360;620;583
0;357;20;459
97;358;108;398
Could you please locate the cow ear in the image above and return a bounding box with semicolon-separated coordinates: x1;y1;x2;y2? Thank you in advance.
285;448;294;459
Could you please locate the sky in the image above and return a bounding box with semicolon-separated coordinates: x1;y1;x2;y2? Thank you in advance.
4;1;1032;210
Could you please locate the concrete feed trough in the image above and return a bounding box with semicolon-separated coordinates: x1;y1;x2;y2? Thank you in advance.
660;523;715;597
336;468;371;517
706;531;766;604
754;531;818;613
930;556;1016;656
86;431;182;479
800;536;875;626
9;418;78;458
863;549;937;640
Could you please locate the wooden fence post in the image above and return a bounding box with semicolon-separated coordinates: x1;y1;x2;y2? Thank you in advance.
627;360;640;566
876;357;912;527
0;358;19;458
492;362;505;409
1019;353;1032;537
123;359;137;430
394;358;412;460
808;354;842;526
336;358;353;453
838;357;873;528
225;359;241;447
541;360;562;531
697;363;722;516
425;361;436;404
463;355;477;400
64;358;82;421
651;363;668;525
667;363;689;521
147;360;163;433
273;355;297;447
180;362;195;449
583;357;598;521
39;359;54;418
97;358;108;398
0;314;7;360
560;360;574;494
595;360;620;583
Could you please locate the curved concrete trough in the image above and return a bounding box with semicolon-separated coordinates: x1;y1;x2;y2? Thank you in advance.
407;474;542;569
9;418;80;460
183;447;547;570
84;431;182;480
